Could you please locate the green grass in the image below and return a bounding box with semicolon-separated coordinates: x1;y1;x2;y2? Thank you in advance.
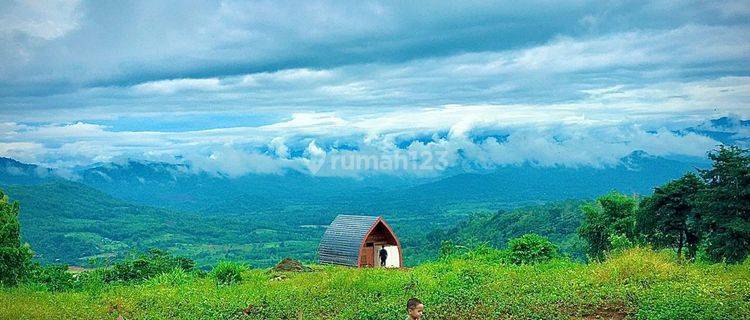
2;248;749;319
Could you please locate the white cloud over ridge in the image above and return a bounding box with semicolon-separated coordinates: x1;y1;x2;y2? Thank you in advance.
0;104;735;178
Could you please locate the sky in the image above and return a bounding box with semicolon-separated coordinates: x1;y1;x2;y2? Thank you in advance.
0;0;749;177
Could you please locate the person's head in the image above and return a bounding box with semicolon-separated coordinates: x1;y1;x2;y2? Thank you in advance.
407;298;424;319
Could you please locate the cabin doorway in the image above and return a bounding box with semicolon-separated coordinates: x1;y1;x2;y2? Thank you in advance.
373;245;400;268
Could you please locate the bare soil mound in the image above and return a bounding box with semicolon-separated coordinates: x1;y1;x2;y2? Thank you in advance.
272;258;312;272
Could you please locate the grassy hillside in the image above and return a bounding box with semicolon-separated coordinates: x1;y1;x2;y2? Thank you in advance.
2;248;749;319
5;181;325;267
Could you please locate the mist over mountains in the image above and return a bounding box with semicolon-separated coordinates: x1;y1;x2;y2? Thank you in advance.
0;116;744;266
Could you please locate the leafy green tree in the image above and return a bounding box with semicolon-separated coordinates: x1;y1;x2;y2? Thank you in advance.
0;189;32;286
697;146;750;263
506;234;558;265
578;191;638;260
637;173;704;259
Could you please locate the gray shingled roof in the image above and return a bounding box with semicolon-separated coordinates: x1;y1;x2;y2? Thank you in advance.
318;214;379;266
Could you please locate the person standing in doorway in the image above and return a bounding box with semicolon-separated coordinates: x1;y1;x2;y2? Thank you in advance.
379;246;388;267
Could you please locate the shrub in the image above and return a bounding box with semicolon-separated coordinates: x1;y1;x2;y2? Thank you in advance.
101;249;195;283
26;264;75;291
212;261;244;285
149;267;193;286
506;234;558;265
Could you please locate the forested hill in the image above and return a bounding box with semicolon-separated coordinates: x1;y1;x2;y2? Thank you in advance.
425;200;586;259
4;181;326;267
0;150;709;267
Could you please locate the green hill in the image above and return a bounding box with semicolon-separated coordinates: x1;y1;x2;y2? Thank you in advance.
5;181;325;267
426;200;587;259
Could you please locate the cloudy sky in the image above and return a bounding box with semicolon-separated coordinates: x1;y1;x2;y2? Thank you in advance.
0;0;749;176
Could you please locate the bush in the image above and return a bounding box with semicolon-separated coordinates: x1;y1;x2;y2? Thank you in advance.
506;234;558;265
101;249;195;283
149;267;194;286
26;264;75;291
212;261;244;285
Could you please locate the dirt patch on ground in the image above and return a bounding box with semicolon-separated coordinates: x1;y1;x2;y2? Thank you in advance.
272;258;312;272
563;301;634;320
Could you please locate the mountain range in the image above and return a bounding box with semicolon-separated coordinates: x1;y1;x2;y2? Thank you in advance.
0;148;710;267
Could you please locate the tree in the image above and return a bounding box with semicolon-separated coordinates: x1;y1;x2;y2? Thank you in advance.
506;234;557;265
578;191;638;260
636;173;704;259
697;146;750;263
0;189;32;286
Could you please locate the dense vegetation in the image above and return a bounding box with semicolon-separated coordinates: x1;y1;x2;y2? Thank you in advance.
425;200;586;260
0;150;705;268
578;146;750;263
1;248;749;319
1;146;748;318
0;190;32;286
3;181;326;267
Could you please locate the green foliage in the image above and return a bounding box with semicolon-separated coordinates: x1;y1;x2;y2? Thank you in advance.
697;145;750;263
211;261;244;285
100;249;195;283
637;172;704;259
438;240;469;260
428;200;586;260
506;234;558;265
25;264;75;291
608;233;633;253
0;189;32;286
2;248;749;319
578;191;638;261
148;267;194;286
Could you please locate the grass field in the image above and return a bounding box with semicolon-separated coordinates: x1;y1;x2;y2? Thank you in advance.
2;248;749;319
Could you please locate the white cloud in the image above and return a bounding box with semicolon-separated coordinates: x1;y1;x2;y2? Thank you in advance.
0;0;81;40
133;78;222;94
0;104;735;177
0;141;46;163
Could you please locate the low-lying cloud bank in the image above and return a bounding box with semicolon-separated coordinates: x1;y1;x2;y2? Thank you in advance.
0;106;744;178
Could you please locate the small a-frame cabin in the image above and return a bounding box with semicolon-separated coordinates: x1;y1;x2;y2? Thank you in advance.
318;214;403;268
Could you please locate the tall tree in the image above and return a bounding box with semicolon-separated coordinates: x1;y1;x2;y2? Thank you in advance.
637;173;704;259
698;146;750;263
0;189;32;286
578;191;638;260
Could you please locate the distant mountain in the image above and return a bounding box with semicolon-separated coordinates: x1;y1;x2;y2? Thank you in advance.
1;148;711;218
76;160;424;214
388;151;708;208
0;140;724;267
0;157;56;185
682;115;750;146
